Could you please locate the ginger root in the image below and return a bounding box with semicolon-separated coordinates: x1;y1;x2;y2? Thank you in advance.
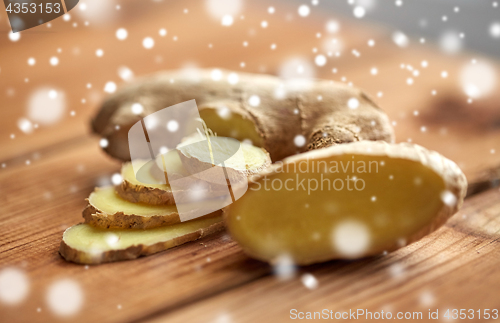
60;214;223;265
223;141;467;265
116;159;177;205
91;69;394;162
83;186;223;229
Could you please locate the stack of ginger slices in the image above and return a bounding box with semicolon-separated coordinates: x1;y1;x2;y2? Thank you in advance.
59;138;271;265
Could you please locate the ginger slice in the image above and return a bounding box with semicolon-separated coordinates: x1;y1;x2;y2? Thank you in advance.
83;186;223;229
177;133;271;186
224;141;467;265
118;158;231;205
116;159;176;205
60;214;223;264
152;149;190;185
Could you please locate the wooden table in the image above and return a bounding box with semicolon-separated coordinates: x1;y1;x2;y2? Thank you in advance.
1;1;500;322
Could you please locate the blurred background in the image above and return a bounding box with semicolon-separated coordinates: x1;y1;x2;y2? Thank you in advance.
1;0;499;177
1;1;500;322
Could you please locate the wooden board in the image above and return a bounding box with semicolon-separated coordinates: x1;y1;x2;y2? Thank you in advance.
1;0;500;322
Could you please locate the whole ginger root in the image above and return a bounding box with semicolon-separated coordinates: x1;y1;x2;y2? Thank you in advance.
92;69;394;162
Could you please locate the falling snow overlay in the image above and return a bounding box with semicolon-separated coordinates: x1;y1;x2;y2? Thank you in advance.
1;0;499;321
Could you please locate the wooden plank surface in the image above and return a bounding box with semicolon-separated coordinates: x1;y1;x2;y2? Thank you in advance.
1;0;500;322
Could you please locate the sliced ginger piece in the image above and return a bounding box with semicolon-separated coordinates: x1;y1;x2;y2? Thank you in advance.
177;133;271;186
60;214;223;264
116;159;176;205
152;149;190;185
224;141;467;265
117;158;231;205
84;186;223;229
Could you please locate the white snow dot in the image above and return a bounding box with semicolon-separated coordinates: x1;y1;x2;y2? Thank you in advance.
268;6;275;14
17;118;34;134
27;57;36;66
294;135;306;147
221;15;234;26
142;37;154;49
371;196;377;202
104;82;117;93
332;220;370;257
48;90;57;99
63;14;71;21
95;49;104;57
111;173;123;185
211;69;223;81
159;28;167;37
389;263;405;278
347;98;359;109
0;268;29;305
50;56;59;66
301;273;318;290
131;103;144;115
9;32;20;42
326;20;340;33
26;87;66;125
118;66;134;81
441;71;448;78
407;78;414;85
298;5;310;17
353;6;365;18
167;120;179;132
370;67;378;75
439;31;463;54
440;190;457;207
105;233;119;246
273;254;297;281
367;39;375;47
421;60;428;68
159;146;168;155
392;31;409;47
116;28;128;40
395;0;403;6
261;20;268;28
248;95;260;107
460;61;496;98
217;106;232;119
490;22;500;38
314;54;327;66
227;72;239;84
99;138;109;148
46;279;83;317
420;291;435;306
